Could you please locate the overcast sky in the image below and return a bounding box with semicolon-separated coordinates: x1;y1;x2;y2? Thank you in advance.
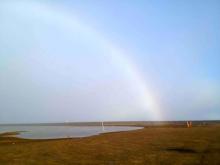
0;0;220;123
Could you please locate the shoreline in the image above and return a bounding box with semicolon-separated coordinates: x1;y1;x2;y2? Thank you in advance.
0;122;216;141
0;126;144;141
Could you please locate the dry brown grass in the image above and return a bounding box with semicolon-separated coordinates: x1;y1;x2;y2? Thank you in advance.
0;125;220;164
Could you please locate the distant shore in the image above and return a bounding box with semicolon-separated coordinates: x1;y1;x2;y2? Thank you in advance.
0;120;219;126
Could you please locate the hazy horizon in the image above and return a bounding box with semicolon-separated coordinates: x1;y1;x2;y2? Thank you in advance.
0;0;220;123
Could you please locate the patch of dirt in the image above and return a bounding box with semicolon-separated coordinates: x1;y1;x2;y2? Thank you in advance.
166;147;197;153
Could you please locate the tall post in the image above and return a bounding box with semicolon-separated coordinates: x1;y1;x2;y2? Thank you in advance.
102;121;105;132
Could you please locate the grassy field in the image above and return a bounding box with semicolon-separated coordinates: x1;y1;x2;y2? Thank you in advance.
1;125;220;164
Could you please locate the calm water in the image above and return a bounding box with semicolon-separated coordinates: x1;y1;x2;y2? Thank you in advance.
0;125;142;139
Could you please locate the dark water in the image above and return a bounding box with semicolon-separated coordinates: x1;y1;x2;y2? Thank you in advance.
0;125;142;139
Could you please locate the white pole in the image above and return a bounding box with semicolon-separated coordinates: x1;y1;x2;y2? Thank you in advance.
102;121;105;132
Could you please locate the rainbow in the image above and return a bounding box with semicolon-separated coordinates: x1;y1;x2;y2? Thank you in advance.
3;1;162;120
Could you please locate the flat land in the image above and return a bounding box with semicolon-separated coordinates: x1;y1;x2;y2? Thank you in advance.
1;124;220;165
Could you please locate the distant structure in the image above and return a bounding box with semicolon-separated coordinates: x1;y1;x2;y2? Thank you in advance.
187;121;192;128
102;121;105;132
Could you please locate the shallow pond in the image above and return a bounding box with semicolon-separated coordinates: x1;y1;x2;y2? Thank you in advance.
0;125;142;139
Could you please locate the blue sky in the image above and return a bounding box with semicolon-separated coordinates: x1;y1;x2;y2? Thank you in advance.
0;0;220;123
